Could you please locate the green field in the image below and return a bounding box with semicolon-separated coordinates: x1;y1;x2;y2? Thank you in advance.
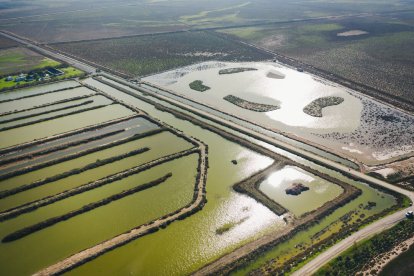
53;31;272;76
0;47;61;75
0;46;84;90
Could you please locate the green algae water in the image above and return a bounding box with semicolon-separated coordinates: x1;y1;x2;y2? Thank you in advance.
69;78;397;276
0;155;199;275
0;131;193;211
0;78;399;276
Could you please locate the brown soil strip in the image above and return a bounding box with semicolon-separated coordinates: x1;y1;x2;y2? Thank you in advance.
2;173;173;243
234;161;288;215
0;147;150;200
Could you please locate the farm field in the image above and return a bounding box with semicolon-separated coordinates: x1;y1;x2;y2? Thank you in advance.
0;36;18;49
0;47;60;75
219;14;414;107
52;31;272;77
1;1;414;43
0;47;84;91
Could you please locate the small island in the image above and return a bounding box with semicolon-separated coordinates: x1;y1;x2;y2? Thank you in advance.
189;80;210;92
303;96;344;117
224;95;279;112
285;183;309;195
219;67;258;75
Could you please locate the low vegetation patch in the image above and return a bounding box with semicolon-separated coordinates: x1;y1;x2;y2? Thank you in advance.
189;80;210;92
218;67;257;75
224;95;279;112
315;219;414;276
216;217;249;235
303;96;344;117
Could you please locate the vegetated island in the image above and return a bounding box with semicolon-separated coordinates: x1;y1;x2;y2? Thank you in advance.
303;96;344;117
219;67;258;75
216;217;248;235
224;95;279;112
285;183;309;196
189;80;210;92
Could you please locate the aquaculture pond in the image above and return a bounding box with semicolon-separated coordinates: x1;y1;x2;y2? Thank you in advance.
0;154;200;275
0;86;94;113
0;80;80;102
0;131;193;211
67;78;397;276
259;166;343;216
0;104;134;148
0;95;112;130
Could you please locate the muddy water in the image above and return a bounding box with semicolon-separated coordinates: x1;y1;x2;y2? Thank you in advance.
259;166;343;216
0;80;80;102
0;95;113;130
70;78;396;276
0;131;192;211
0;116;144;161
0;118;158;177
0;86;94;113
0;94;110;122
0;104;134;148
0;154;199;276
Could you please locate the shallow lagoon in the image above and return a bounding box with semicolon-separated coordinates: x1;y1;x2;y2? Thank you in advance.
259;166;343;216
144;61;414;165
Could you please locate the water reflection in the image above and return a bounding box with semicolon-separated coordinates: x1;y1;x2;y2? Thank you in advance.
259;166;343;216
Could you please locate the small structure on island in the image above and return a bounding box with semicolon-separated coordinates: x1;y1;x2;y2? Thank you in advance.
285;183;309;196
